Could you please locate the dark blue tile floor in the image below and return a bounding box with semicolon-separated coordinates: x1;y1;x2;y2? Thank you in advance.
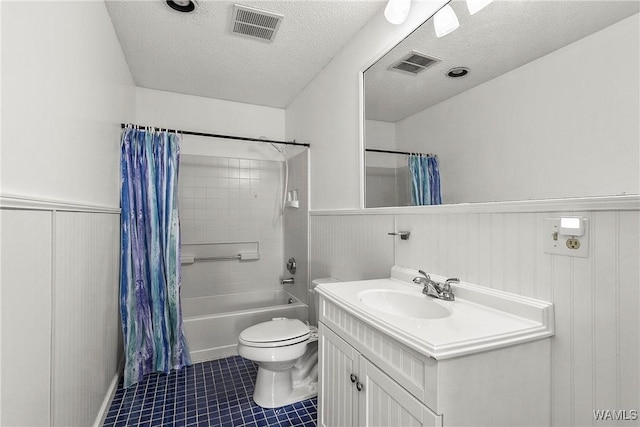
103;355;317;427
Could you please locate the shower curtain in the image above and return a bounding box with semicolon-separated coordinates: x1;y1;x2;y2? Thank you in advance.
409;154;442;206
120;126;190;388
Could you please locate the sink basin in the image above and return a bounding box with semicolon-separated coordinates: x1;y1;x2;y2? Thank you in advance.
358;289;451;319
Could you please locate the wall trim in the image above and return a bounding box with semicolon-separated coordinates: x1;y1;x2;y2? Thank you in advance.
311;195;640;216
0;194;120;214
92;369;121;427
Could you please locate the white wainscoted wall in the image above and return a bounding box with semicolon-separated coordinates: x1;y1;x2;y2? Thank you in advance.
0;201;121;426
309;198;639;426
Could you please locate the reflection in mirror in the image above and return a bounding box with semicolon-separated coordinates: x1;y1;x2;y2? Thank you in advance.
364;0;639;208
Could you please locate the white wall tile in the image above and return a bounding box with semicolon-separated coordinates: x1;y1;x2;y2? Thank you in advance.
180;154;285;298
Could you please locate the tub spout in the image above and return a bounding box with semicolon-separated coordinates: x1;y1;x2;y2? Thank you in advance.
281;278;294;285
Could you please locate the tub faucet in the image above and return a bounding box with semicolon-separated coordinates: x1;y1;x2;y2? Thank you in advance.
281;278;295;285
412;270;456;301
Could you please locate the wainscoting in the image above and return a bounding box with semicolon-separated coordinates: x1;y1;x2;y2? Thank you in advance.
1;196;120;426
309;197;639;426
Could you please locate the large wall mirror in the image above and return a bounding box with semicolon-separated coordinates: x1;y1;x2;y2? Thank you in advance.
364;0;639;208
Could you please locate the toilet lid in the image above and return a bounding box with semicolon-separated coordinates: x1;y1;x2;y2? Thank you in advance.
239;318;310;348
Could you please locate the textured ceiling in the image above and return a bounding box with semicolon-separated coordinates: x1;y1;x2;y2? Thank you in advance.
365;0;640;123
105;0;386;109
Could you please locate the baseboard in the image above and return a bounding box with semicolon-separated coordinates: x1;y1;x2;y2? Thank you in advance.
93;364;122;427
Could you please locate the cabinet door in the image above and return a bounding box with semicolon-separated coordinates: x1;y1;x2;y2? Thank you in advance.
319;322;360;427
359;358;442;427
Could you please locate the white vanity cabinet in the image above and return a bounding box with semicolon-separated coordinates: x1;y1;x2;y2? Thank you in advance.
319;323;442;427
318;292;552;427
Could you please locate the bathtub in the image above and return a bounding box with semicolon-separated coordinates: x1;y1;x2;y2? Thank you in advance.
182;289;308;363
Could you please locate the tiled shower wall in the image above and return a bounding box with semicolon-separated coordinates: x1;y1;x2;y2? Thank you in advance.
309;204;639;426
178;154;285;298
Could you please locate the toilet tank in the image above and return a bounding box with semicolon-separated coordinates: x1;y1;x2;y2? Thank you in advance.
309;277;341;326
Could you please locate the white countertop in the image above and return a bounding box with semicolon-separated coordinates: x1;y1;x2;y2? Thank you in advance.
315;266;555;360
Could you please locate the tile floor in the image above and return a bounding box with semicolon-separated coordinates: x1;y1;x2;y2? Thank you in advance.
103;356;317;427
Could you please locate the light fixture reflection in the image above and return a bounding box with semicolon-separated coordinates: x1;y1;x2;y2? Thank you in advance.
384;0;411;25
434;5;459;38
466;0;494;15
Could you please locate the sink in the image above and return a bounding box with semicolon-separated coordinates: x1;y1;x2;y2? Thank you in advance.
358;289;451;319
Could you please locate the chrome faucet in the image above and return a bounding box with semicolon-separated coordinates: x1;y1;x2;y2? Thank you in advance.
412;270;457;301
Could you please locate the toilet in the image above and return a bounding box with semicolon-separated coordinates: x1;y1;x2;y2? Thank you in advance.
237;277;340;408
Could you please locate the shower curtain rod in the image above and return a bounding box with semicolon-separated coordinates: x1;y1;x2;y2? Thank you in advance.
366;148;435;156
120;123;310;148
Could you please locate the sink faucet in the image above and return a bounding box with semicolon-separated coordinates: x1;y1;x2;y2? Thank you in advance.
412;270;457;301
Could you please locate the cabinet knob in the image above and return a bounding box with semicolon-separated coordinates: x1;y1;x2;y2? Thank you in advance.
350;373;357;383
356;381;363;392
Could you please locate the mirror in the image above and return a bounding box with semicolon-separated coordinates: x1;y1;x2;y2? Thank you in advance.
364;0;639;208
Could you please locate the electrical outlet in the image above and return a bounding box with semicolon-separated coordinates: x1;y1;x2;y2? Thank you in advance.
566;238;580;249
543;218;589;257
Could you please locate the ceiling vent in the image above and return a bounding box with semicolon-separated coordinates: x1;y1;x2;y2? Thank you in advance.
390;51;440;75
231;4;283;42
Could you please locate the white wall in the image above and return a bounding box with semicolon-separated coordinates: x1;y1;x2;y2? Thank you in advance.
397;14;640;204
1;2;134;207
285;0;449;210
0;1;134;425
135;87;287;161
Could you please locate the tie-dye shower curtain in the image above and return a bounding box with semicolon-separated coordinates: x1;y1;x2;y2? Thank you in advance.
120;126;190;388
409;154;442;206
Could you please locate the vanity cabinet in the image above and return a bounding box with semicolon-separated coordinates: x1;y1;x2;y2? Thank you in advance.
319;324;441;427
318;294;552;427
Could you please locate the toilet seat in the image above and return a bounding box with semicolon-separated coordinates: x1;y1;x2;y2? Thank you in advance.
239;318;311;348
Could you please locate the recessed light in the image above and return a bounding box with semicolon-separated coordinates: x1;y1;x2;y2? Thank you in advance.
447;67;469;78
166;0;196;13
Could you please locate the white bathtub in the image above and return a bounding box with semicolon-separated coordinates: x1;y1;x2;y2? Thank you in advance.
182;289;308;363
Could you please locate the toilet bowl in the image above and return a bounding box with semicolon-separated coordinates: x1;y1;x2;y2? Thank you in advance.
237;277;340;408
237;318;318;408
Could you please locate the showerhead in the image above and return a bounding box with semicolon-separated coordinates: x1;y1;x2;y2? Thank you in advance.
263;137;286;156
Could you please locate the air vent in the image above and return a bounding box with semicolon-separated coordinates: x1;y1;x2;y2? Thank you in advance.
231;4;283;42
390;51;440;75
